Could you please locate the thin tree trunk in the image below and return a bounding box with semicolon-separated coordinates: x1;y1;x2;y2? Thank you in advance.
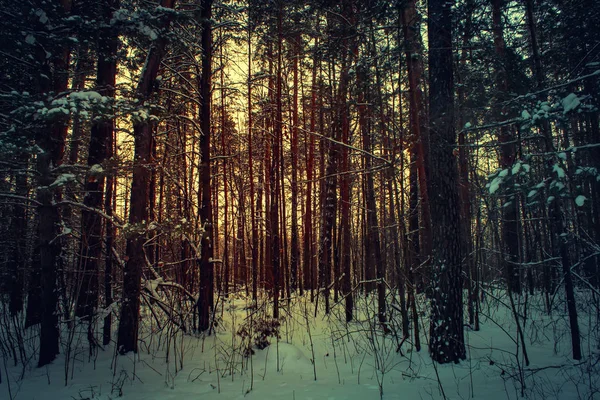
8;163;27;316
304;27;319;299
290;31;300;293
340;41;353;322
491;0;521;294
221;44;230;297
196;0;214;333
247;26;258;302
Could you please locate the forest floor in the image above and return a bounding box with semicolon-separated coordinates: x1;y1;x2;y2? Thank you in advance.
2;288;599;400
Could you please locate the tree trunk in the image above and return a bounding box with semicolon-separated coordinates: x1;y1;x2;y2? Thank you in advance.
117;0;176;353
196;0;213;333
401;0;432;292
427;0;466;364
8;164;27;316
491;0;521;294
76;0;119;325
37;0;73;367
290;31;300;293
247;26;259;302
304;28;319;299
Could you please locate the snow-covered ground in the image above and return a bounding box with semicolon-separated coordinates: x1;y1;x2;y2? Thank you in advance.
2;288;599;399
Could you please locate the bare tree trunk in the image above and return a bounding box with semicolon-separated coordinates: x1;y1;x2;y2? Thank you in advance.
247;26;259;302
37;0;73;367
356;60;384;321
103;152;116;346
196;0;213;333
118;0;176;353
456;0;476;329
76;0;119;326
220;44;230;297
401;0;432;292
340;37;354;322
290;31;300;293
427;0;466;364
8;163;27;316
491;0;521;293
304;28;319;300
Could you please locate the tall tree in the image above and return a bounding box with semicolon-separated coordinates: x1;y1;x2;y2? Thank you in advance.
117;0;177;353
290;29;301;293
36;0;74;367
76;0;120;328
491;0;521;294
427;0;466;364
197;0;214;332
401;0;432;291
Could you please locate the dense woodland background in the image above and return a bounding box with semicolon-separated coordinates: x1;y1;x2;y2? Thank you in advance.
0;0;599;384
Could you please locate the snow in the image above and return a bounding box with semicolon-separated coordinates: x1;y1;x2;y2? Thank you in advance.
89;164;104;175
3;290;598;400
488;176;503;194
575;195;587;207
140;25;158;40
37;10;48;24
552;163;566;179
48;173;76;189
511;161;521;175
562;93;580;114
70;90;104;102
36;91;108;120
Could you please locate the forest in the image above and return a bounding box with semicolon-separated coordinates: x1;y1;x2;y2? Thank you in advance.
0;0;599;399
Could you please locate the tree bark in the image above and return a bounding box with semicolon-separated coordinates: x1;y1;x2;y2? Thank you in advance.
117;0;176;353
401;0;432;291
427;0;466;364
491;0;521;294
37;0;73;367
288;30;300;293
196;0;214;332
76;0;119;324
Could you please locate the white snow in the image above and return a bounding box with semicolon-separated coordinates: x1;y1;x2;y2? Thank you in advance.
553;163;566;178
488;176;503;194
3;289;598;400
575;195;587;207
511;161;521;175
70;90;103;102
562;93;580;113
49;173;76;189
89;164;104;175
